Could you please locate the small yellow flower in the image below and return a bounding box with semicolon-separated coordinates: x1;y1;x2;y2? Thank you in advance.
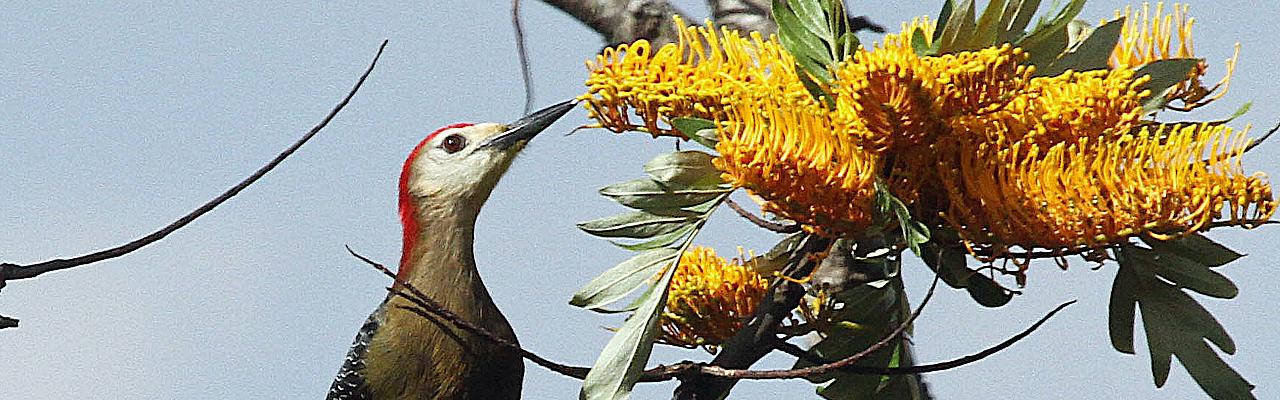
940;123;1275;260
1111;2;1236;111
661;247;769;350
715;88;881;236
579;17;805;138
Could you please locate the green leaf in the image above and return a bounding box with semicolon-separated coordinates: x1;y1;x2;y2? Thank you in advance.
964;274;1013;307
690;128;719;149
1134;58;1199;112
1109;261;1139;354
599;178;731;210
1038;17;1125;77
570;248;678;310
577;211;695;239
643;151;720;185
936;0;975;53
1000;0;1042;43
1111;244;1254;399
968;0;1009;49
873;182;930;255
1018;0;1086;71
580;263;678;400
933;0;956;43
670;117;715;137
1149;252;1238;299
1142;233;1242;268
790;0;833;41
611;225;694;251
799;277;922;399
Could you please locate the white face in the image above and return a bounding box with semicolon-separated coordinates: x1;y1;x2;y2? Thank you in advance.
404;123;525;211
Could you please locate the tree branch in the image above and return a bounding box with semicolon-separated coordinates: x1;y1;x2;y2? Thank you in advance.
0;40;389;328
539;0;691;46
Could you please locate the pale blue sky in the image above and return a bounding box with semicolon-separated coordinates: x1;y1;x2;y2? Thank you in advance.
1;1;1276;399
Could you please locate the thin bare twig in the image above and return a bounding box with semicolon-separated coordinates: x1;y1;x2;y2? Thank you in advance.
0;40;388;284
346;244;1073;384
725;197;800;233
775;300;1076;375
512;0;535;114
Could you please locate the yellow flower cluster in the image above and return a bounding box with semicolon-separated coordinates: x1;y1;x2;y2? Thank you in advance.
661;247;769;349
1110;2;1236;110
581;16;1275;260
579;17;806;138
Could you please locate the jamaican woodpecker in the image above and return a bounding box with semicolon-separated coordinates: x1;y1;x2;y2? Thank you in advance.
327;101;576;400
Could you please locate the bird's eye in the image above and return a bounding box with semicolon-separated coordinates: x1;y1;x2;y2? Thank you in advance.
440;134;467;154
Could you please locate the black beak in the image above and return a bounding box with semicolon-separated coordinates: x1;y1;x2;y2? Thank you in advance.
481;99;577;150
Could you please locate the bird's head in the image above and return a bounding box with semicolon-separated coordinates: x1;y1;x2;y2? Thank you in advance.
398;100;575;232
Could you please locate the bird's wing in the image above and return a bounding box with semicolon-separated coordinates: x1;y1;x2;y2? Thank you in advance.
326;306;383;400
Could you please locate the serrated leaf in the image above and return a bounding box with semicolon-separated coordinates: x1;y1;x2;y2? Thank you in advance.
1149;253;1238;299
599;178;731;210
1039;16;1125;77
1112;244;1254;399
1135;58;1199;112
643;151;720;185
611;225;694;251
577;211;695;239
1143;233;1242;268
571;248;678;310
580;259;677;400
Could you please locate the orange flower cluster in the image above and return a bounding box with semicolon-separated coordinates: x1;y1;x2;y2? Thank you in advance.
581;15;1275;261
661;247;769;349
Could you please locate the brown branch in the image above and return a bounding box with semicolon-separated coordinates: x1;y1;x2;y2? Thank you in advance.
347;244;1072;386
725;197;800;233
0;40;388;286
539;0;691;46
774;300;1076;375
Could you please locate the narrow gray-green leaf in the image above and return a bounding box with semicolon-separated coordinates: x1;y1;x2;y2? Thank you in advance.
580;260;677;400
643;151;720;185
599;178;730;210
611;225;694;251
571;248;678;310
577;211;694;239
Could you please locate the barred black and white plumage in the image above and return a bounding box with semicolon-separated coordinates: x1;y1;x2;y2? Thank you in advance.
327;305;383;400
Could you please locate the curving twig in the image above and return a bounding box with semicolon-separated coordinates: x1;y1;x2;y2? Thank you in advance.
0;40;389;328
346;246;1075;383
725;197;801;233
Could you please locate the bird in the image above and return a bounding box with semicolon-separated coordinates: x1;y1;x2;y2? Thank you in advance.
327;100;577;400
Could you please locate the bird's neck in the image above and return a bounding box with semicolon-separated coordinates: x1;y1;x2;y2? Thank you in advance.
397;202;492;305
